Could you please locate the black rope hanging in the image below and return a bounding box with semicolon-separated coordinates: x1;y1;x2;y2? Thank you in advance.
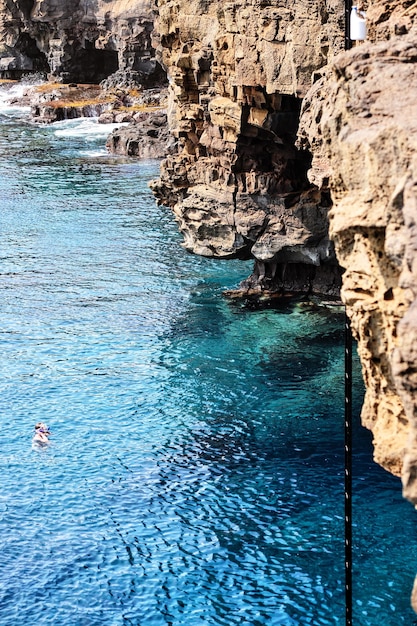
344;6;353;623
345;0;353;51
345;313;353;626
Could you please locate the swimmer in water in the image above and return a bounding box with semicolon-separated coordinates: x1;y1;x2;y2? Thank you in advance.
33;422;51;444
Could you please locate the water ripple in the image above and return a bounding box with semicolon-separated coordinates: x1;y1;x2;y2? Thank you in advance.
0;94;416;626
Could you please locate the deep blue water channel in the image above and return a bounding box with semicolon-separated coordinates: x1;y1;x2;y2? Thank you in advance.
0;84;417;626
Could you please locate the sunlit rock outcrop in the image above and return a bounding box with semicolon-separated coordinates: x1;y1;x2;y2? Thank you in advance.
298;11;417;490
150;0;345;297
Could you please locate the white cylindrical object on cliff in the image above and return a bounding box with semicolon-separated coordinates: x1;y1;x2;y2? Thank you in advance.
350;6;367;41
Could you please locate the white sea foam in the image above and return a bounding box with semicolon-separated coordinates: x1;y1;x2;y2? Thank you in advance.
53;118;127;140
0;82;128;135
0;82;32;117
78;149;108;158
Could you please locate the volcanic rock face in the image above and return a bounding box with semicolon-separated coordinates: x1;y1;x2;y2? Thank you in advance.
150;0;345;296
0;0;166;85
298;30;417;486
106;108;177;159
150;0;417;513
366;0;417;40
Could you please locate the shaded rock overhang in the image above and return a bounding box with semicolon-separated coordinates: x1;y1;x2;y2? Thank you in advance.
0;0;167;85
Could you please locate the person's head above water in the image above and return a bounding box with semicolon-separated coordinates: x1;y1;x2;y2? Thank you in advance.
33;423;51;443
35;422;50;434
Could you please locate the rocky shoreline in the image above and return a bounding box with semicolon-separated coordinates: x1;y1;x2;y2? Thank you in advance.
2;78;175;160
6;78;342;304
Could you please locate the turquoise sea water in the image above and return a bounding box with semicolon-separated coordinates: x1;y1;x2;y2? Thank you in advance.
0;84;416;626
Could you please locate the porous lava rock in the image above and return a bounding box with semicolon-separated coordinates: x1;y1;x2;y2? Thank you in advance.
298;33;417;488
149;0;346;297
0;0;166;86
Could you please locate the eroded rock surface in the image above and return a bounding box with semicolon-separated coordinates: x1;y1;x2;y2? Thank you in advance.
366;0;417;40
0;0;166;85
106;108;177;159
150;0;345;297
298;34;417;483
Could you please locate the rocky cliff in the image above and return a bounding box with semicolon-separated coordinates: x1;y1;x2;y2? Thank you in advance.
149;0;417;603
149;0;417;509
298;5;417;497
0;0;165;85
150;0;345;297
296;5;417;603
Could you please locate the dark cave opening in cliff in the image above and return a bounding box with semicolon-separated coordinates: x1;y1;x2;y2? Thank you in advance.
17;0;35;20
236;92;312;194
229;89;339;296
64;46;119;84
269;94;303;141
16;32;49;75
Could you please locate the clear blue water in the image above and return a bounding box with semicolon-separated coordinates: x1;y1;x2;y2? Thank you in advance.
0;84;416;626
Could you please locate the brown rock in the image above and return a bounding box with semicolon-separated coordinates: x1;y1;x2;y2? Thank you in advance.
366;0;417;41
151;0;345;295
98;112;115;124
298;34;417;482
0;0;166;85
106;109;177;159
